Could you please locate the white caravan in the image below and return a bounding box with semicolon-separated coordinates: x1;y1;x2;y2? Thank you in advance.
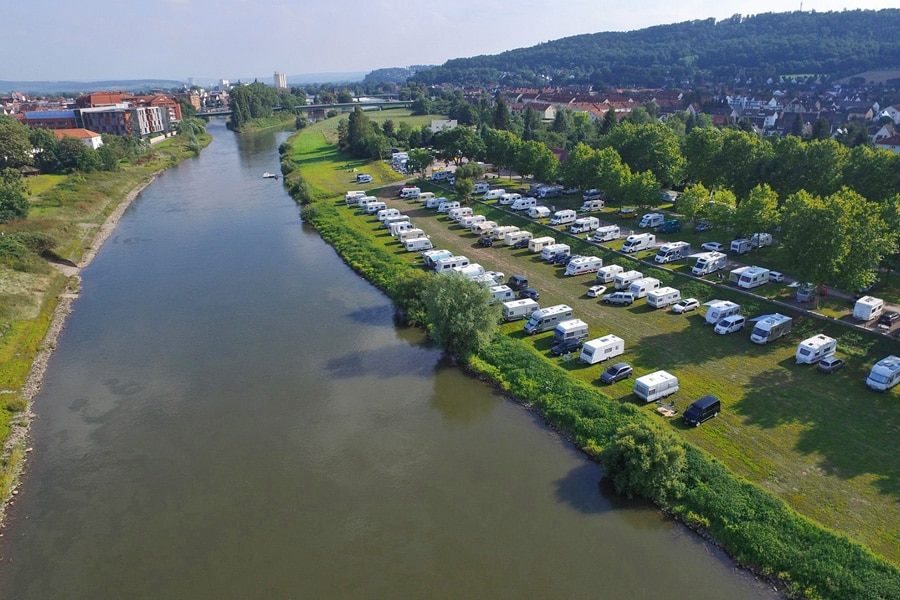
541;244;571;262
528;236;556;253
505;230;534;246
692;252;728;276
614;270;644;290
376;208;401;222
448;206;473;222
502;299;540;321
549;209;578;226
703;300;741;325
749;313;793;344
654;241;692;264
398;228;427;243
511;196;537;211
554;318;590;343
638;213;665;228
483;189;505;201
528;206;551;219
459;214;486;229
472;221;498;236
735;266;770;289
633;371;679;403
404;237;433;252
488;285;516;304
433;255;470;273
595;265;624;284
579;199;605;212
491;225;520;240
565;256;603;276
579;335;625;365
646;287;681;309
629;277;661;299
853;296;884;322
523;304;574;334
498;192;522;205
795;334;837;364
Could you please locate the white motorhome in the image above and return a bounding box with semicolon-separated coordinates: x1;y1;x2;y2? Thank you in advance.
629;277;661;299
621;233;656;253
398;228;427;243
528;206;551;219
554;318;590;343
483;189;505;201
639;213;665;228
390;221;415;237
417;192;435;203
595;264;624;284
431;170;451;181
400;187;421;199
433;255;470;273
448;206;474;222
472;181;491;195
736;266;770;289
511;196;537;211
459;215;486;229
502;298;540;321
633;370;679;403
590;225;620;243
523;304;574;334
437;200;461;213
550;209;577;226
749;313;793;344
345;190;366;205
654;241;692;264
491;225;520;240
498;192;522;205
528;236;556;253
569;216;601;234
614;270;644;290
404;237;434;252
376;208;401;222
853;296;884;322
565;256;604;276
703;300;741;325
647;287;681;309
795;334;837;364
472;221;498;236
541;244;571;262
866;355;900;391
579;335;625;365
579;199;605;212
488;284;516;304
692;252;728;276
505;230;534;246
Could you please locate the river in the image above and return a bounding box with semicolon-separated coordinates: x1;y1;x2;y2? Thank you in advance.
0;119;777;599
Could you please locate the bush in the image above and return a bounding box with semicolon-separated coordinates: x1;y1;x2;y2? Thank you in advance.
600;422;687;503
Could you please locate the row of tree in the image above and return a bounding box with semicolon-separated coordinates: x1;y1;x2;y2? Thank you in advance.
228;82;307;130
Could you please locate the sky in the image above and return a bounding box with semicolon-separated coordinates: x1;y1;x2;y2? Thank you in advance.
4;0;898;83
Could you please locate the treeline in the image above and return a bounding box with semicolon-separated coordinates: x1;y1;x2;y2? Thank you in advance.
414;9;900;87
228;82;307;130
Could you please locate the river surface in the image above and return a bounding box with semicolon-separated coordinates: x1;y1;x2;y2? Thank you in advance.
0;119;778;599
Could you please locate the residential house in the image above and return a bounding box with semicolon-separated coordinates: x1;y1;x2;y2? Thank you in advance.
53;128;104;150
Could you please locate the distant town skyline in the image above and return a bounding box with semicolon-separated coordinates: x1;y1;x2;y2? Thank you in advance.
5;0;897;82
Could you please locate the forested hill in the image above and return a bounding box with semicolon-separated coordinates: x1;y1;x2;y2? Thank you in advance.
413;9;900;88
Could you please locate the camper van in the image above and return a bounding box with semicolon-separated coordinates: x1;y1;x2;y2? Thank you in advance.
614;270;644;290
459;214;485;229
448;206;474;222
866;355;900;391
398;228;427;243
621;233;656;253
749;314;793;344
437;199;461;213
629;277;661;299
472;181;491;195
703;300;741;325
528;236;556;253
554;318;590;343
502;298;540;322
653;241;691;264
595;265;624;284
523;304;574;334
376;208;401;222
421;249;453;269
590;225;620;243
569;217;601;234
541;244;571;262
736;266;770;289
853;296;884;322
431;170;451;181
404;237;434;252
491;225;519;240
639;213;665;229
417;191;435;203
579;335;625;365
345;190;366;205
499;192;522;205
511;196;537;211
692;252;728;276
483;189;505;201
647;287;681;309
472;221;497;236
400;187;421;199
682;395;721;427
550;210;578;226
433;255;470;273
796;334;837;364
528;206;552;219
565;256;603;276
633;370;679;403
580;199;605;212
488;285;516;304
505;230;534;246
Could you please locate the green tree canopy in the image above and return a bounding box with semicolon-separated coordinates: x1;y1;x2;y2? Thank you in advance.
0;116;33;170
423;272;500;359
599;422;686;503
0;168;30;223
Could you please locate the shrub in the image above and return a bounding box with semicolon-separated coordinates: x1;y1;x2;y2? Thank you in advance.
599;422;687;503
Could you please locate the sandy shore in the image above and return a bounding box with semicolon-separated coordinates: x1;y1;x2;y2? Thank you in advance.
0;175;157;525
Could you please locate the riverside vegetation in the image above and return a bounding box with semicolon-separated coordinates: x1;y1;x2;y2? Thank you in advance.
282;110;900;600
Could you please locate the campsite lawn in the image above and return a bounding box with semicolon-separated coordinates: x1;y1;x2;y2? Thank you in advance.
286;116;900;566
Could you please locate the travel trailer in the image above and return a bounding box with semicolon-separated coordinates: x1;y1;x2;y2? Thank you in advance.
488;285;516;304
448;206;473;222
621;233;655;253
629;277;661;299
472;221;498;236
365;201;387;215
579;335;625;365
633;370;679;403
421;249;453;269
653;242;692;264
646;287;681;309
795;334;837;364
553;318;590;343
528;206;551;219
541;244;571;262
590;225;620;243
569;217;601;234
398;228;427;243
389;221;415;237
749;314;793;344
735;266;770;290
404;237;433;252
638;213;665;228
536;185;564;198
345;190;366;205
511;196;537;211
356;195;378;208
595;265;624;284
383;214;410;229
853;296;884;322
400;187;421;199
501;298;540;322
703;300;741;325
459;214;486;229
437;199;460;213
614;270;644;290
866;355;900;391
376;208;401;222
498;192;522;205
417;192;435;203
565;256;603;276
549;210;577;226
579;199;605;212
472;181;491;195
491;225;520;240
691;252;728;276
433;255;470;273
483;189;506;201
528;236;556;253
505;230;534;246
453;263;486;280
523;304;574;334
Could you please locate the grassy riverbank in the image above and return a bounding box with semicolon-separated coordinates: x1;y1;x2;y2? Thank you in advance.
0;130;212;515
282;115;900;599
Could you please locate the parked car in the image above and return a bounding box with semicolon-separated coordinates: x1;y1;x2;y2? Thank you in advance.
478;236;493;247
817;356;845;374
599;362;634;384
700;242;724;252
587;285;608;298
672;298;700;314
714;314;746;334
518;288;540;301
877;312;900;328
602;291;635;306
513;238;531;250
550;338;583;356
559;254;582;266
615;207;637;219
769;271;785;283
694;221;712;233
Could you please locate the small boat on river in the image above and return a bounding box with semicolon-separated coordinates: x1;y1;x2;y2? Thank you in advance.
262;172;279;179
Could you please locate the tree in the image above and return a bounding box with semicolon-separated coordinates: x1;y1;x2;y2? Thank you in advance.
453;177;474;202
482;128;521;175
603;122;685;188
705;189;737;229
811;117;832;140
522;105;542;141
599;422;686;502
0;116;33;169
493;95;511;130
733;184;780;243
779;190;842;287
423;272;500;359
434;127;485;166
405;148;433;178
336;89;354;103
411;94;433;116
0;168;30;223
790;113;804;137
622;169;661;211
455;162;485;181
676;183;711;223
389;269;432;326
598;108;618;135
514;140;558;182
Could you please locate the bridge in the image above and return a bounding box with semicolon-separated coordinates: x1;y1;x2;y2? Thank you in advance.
196;100;412;118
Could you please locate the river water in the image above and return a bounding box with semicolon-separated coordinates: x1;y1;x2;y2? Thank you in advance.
0;120;777;599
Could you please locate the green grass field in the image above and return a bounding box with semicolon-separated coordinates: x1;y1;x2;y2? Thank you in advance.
285;115;900;567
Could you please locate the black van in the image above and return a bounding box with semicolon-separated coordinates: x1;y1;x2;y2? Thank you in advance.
682;395;721;427
508;274;529;291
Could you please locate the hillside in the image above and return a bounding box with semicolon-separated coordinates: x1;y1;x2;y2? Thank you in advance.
414;9;900;88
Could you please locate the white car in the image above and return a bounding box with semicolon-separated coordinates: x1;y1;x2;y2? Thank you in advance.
587;285;608;298
671;298;700;314
769;271;785;283
701;242;724;252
